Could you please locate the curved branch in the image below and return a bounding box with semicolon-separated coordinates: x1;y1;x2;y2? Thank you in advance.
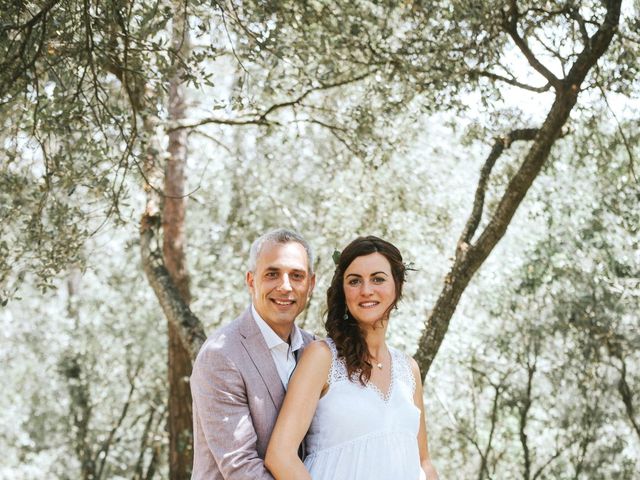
472;70;551;93
458;128;539;252
501;1;562;89
1;0;60;32
414;0;623;378
597;83;637;182
168;115;272;131
169;71;371;132
565;0;622;85
140;217;206;360
259;71;372;120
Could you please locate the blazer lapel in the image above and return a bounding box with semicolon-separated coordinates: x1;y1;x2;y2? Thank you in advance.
238;308;285;410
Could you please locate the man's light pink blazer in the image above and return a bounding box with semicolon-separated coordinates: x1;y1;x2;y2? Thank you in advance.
190;307;315;479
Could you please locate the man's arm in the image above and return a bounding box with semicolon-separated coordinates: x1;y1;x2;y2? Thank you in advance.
191;346;274;479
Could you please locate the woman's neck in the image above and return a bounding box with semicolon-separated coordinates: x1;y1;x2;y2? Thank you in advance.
363;327;387;357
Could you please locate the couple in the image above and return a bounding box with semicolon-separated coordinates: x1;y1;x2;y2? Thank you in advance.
191;229;439;479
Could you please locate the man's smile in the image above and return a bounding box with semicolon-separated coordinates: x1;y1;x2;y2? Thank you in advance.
271;298;295;306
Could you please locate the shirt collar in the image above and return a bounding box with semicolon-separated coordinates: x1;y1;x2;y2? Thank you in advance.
251;304;303;352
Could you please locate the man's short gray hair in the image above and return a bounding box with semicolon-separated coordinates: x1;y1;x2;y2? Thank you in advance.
248;228;314;274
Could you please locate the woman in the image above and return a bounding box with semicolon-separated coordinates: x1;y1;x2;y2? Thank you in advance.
265;236;439;480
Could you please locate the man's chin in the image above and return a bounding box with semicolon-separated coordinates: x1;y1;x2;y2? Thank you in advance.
270;309;301;324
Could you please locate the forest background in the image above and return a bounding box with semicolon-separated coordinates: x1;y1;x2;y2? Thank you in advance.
1;0;639;479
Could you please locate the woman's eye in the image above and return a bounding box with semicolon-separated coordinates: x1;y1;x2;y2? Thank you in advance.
372;277;385;284
348;279;361;286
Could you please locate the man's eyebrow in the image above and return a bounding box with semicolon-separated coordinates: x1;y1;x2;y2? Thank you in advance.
265;266;307;273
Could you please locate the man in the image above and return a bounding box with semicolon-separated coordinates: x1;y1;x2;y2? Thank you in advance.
191;228;316;479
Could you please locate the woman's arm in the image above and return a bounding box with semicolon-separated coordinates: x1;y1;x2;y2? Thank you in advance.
265;340;332;480
410;357;440;480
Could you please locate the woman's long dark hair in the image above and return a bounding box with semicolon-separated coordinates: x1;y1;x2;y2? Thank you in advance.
325;236;407;385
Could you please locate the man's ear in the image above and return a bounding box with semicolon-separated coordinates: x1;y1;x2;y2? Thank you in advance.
246;271;254;290
308;273;317;298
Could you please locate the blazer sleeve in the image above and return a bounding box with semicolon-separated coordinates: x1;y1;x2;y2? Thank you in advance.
191;346;275;480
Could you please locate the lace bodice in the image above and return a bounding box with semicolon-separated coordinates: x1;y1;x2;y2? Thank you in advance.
325;337;416;402
303;337;425;480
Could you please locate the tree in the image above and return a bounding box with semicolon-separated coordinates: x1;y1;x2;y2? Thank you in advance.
2;0;638;477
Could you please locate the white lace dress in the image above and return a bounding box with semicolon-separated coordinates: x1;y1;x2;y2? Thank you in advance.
303;338;425;480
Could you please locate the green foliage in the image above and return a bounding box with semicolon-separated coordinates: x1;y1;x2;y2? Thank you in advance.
1;0;639;477
428;122;639;478
0;236;167;478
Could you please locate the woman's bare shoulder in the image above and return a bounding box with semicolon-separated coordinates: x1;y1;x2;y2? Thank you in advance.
301;339;333;361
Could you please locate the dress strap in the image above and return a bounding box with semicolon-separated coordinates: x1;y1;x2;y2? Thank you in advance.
324;337;348;385
391;348;416;395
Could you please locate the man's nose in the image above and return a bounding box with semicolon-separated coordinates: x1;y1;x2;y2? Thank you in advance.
277;274;293;292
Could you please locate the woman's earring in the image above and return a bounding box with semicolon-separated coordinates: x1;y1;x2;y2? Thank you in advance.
343;310;349;321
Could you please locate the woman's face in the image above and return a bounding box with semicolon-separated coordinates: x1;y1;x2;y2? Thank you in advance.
343;252;396;327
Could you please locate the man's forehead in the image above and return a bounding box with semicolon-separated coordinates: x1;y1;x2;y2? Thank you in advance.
257;241;309;269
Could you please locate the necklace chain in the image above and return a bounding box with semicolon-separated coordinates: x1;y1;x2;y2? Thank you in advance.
370;349;389;370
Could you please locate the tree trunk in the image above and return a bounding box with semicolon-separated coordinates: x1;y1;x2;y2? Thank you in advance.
164;8;194;477
138;88;205;480
65;269;96;480
414;0;623;378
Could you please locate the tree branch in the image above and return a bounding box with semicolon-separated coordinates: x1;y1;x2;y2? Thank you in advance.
168;71;371;132
519;357;536;480
501;1;562;89
480;383;502;480
95;362;142;479
614;355;640;440
568;8;591;48
133;405;158;480
414;0;623;378
458;128;539;254
532;447;564;480
168;115;273;131
597;82;637;182
261;71;372;119
1;0;60;32
472;70;551;93
565;0;622;86
140;218;206;360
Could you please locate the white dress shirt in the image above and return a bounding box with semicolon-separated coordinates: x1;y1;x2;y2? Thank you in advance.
251;304;303;389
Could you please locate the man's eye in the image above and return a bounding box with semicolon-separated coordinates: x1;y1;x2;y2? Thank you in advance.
266;272;278;278
291;273;305;281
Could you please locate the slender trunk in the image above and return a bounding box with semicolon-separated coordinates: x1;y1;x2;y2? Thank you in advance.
164;9;193;474
519;360;536;480
65;269;96;480
137;87;204;480
107;2;205;476
414;1;622;378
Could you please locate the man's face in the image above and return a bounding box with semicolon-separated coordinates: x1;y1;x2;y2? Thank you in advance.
246;241;315;339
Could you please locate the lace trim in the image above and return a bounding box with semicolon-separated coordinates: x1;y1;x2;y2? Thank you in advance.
324;339;416;398
325;338;353;385
393;348;416;396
